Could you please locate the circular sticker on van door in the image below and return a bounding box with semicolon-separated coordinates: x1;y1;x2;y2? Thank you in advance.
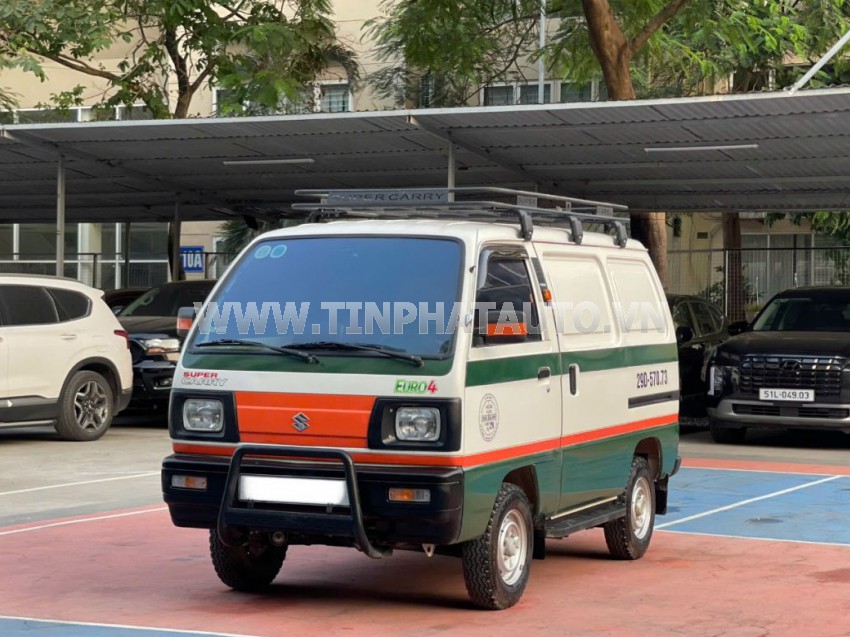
479;394;499;442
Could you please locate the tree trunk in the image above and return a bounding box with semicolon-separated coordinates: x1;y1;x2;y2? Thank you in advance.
631;212;668;287
722;212;745;322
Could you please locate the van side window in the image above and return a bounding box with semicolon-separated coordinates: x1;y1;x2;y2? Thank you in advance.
607;259;667;345
474;256;541;345
0;285;60;326
48;288;91;322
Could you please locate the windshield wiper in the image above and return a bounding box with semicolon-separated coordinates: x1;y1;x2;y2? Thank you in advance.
195;339;319;364
291;341;424;367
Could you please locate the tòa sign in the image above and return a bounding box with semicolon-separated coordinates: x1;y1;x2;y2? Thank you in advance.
180;246;205;274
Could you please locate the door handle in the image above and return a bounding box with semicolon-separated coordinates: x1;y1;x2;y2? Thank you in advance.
537;366;551;380
60;333;78;340
569;363;579;396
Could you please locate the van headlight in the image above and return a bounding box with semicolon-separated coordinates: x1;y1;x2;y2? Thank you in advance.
183;399;224;432
395;407;441;442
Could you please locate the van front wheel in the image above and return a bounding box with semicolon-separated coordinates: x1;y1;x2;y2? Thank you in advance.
209;529;287;592
604;456;655;560
462;482;533;610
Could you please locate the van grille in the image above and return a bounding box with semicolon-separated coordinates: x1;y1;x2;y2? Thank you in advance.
738;355;845;397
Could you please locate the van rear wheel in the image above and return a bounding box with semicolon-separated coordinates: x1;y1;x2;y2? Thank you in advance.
462;482;533;610
209;529;287;592
604;456;655;560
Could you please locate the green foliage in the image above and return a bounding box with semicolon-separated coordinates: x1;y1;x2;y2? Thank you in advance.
766;211;850;244
367;0;850;105
0;0;358;118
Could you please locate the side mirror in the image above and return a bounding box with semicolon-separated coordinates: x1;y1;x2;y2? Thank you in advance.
482;309;528;345
176;306;196;339
675;325;693;345
728;320;749;336
111;306;124;315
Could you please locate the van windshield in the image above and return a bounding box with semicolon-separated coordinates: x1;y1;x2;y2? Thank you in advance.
191;236;462;357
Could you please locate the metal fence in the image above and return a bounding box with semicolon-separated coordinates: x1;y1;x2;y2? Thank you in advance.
0;251;235;290
668;246;850;319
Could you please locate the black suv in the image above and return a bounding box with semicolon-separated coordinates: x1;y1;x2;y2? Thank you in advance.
118;280;216;410
707;286;850;443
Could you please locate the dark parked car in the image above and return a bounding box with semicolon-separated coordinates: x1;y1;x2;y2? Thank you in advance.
118;280;216;409
668;294;729;416
103;287;149;314
707;286;850;443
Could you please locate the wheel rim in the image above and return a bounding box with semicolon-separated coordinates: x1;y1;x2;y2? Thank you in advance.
631;476;653;540
497;509;528;586
73;380;109;431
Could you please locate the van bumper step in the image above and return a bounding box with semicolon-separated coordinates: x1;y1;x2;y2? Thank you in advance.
544;500;626;539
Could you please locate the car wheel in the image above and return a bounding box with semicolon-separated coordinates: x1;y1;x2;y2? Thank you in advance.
462;482;533;610
604;456;655;560
709;421;747;444
209;529;287;592
55;371;114;441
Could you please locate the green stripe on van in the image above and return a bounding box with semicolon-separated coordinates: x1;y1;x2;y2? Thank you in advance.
181;352;455;376
465;343;677;387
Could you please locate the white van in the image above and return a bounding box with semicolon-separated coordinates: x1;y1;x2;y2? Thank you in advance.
162;188;680;610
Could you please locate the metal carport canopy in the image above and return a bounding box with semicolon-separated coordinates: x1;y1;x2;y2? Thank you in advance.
4;85;850;223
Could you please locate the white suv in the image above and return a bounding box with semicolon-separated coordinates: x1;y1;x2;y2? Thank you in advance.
0;275;133;441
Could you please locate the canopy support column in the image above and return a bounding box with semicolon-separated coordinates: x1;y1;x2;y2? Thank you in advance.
171;195;181;282
56;155;65;277
122;221;131;287
447;144;456;202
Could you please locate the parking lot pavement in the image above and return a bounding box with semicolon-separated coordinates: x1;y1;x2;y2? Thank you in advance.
1;426;849;637
0;419;170;527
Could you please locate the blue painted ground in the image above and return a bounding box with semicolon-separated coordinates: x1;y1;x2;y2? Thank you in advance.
0;618;247;637
659;467;850;545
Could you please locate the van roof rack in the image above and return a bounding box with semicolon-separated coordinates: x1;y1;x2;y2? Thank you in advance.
291;187;630;247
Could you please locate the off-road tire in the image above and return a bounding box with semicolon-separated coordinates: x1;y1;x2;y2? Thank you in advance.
209;529;287;592
604;456;655;560
54;370;114;442
462;482;533;610
709;422;748;444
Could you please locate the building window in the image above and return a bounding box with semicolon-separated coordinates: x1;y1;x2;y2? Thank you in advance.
319;83;351;113
518;83;552;104
561;81;593;103
18;223;78;257
483;85;514;106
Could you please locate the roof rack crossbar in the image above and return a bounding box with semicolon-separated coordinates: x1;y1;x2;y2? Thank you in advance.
292;188;629;247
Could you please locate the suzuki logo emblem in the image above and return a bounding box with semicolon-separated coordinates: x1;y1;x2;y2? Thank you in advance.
292;412;310;432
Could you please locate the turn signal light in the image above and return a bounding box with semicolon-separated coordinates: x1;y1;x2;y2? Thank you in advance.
388;488;431;503
171;475;208;491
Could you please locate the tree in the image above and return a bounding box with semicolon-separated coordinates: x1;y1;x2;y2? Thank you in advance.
365;0;850;285
0;0;359;119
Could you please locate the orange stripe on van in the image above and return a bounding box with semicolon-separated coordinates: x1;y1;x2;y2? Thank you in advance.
235;392;375;449
173;413;677;468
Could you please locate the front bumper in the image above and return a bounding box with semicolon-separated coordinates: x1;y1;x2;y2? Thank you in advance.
162;449;464;548
130;359;176;407
708;398;850;432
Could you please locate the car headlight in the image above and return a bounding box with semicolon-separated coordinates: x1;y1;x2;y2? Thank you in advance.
140;337;181;361
395;407;441;442
183;399;224;432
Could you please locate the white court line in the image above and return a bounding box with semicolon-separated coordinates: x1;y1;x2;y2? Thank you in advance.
0;472;160;497
0;615;261;637
657;474;844;529
680;465;848;477
659;528;850;549
0;507;167;537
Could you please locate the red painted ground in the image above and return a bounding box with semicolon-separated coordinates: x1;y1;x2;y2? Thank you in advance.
1;507;848;637
683;457;850;476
